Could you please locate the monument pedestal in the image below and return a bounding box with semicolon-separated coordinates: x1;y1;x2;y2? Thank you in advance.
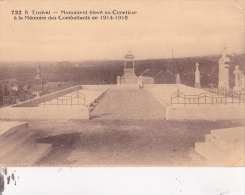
117;52;142;89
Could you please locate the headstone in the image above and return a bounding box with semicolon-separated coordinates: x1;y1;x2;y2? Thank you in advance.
218;46;230;89
195;62;201;88
176;74;181;84
233;65;245;91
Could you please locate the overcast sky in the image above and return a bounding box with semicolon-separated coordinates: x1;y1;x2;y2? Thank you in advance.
0;1;244;61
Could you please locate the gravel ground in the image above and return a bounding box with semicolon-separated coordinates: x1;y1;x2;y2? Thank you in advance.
22;89;244;166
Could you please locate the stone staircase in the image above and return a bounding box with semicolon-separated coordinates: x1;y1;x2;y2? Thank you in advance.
0;121;52;166
195;126;245;166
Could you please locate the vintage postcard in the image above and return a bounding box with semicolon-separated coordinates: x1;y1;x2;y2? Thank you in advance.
0;0;244;167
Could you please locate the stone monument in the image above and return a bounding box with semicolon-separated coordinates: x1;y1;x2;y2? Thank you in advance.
195;62;201;88
218;46;230;89
176;74;181;84
117;51;142;88
33;65;43;97
233;65;245;91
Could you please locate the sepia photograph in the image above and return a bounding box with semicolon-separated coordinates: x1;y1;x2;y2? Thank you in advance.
0;0;244;167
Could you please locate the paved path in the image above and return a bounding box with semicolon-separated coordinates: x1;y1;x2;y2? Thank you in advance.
91;89;166;119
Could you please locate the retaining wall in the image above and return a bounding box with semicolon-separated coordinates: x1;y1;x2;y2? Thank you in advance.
166;105;245;121
0;107;90;120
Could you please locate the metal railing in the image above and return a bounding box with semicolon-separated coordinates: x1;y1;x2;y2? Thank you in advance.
40;90;85;107
171;89;245;106
3;94;34;106
205;87;245;101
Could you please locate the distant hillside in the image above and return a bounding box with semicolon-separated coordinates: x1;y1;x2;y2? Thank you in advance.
0;53;244;87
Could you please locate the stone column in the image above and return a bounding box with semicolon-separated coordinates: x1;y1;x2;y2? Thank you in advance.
218;46;230;89
195;63;201;88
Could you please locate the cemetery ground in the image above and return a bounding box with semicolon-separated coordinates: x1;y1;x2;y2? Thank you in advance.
17;89;244;166
28;119;243;166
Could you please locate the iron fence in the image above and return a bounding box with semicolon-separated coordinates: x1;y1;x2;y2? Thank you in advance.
40;90;85;107
171;89;245;106
3;94;34;106
206;87;245;99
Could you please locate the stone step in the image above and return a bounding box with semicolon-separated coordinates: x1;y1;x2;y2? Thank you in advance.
205;134;230;150
0;138;52;165
211;127;244;141
188;150;207;166
0;128;34;158
195;126;245;165
0;121;28;137
195;141;228;161
195;140;243;161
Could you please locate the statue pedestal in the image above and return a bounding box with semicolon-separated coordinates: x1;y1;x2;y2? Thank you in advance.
117;52;142;89
117;70;140;89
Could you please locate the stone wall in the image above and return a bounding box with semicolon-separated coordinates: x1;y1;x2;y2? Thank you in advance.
0;107;90;120
166;105;245;120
